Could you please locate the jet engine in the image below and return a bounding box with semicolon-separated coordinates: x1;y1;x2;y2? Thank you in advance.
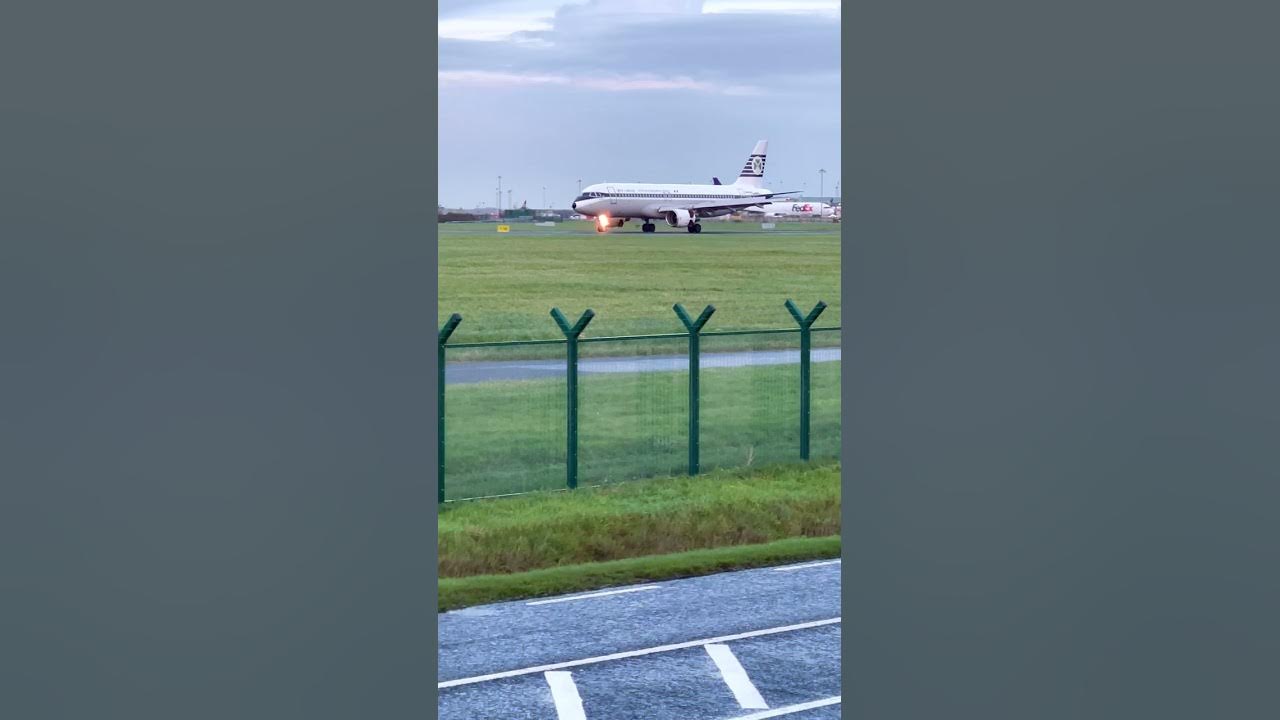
664;209;692;228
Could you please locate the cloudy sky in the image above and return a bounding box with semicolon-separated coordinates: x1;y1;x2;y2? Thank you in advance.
438;0;841;209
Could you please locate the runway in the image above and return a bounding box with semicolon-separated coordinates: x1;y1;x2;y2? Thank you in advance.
438;560;842;719
446;347;841;385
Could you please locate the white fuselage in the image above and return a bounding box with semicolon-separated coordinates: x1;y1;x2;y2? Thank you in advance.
746;201;836;218
571;182;772;222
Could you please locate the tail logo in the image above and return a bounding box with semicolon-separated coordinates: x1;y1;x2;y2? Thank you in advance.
751;156;764;175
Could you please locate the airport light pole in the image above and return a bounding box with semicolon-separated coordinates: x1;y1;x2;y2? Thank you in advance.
542;186;546;210
819;169;826;198
497;175;502;214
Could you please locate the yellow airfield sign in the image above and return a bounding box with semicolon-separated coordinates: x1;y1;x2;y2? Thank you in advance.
497;225;510;233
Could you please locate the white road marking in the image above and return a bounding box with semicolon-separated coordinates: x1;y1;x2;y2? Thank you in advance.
526;585;662;606
544;671;587;720
772;560;841;572
731;696;841;719
706;644;768;709
438;617;841;688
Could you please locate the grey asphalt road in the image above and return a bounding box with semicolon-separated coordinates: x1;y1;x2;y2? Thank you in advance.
438;560;842;720
446;347;841;385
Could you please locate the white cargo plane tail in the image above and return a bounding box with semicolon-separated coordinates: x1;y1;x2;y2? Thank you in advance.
571;140;798;234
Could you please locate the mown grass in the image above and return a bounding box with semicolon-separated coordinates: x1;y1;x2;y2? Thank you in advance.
443;358;840;501
439;461;840;578
439;536;841;612
438;221;840;360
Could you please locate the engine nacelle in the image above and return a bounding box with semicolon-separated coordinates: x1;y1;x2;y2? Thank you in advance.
664;209;692;228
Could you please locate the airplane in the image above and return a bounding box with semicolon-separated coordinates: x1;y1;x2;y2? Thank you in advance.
741;200;837;219
570;140;799;234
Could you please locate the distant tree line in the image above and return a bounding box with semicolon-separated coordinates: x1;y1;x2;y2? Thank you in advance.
438;212;480;222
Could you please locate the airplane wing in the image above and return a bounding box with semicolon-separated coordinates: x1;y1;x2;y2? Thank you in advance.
658;190;800;214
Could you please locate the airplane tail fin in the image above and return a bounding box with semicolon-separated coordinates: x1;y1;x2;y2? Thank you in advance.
733;140;768;189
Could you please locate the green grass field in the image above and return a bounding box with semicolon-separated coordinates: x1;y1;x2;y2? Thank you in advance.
438;220;840;356
436;220;842;610
443;357;840;501
438;462;840;609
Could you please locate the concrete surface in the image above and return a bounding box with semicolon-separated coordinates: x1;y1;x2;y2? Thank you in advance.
438;560;842;719
446;347;841;385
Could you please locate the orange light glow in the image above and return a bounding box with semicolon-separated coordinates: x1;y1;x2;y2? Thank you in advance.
598;214;609;228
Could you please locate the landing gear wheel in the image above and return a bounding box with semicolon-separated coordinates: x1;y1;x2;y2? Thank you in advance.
642;222;655;233
595;224;606;233
686;222;702;234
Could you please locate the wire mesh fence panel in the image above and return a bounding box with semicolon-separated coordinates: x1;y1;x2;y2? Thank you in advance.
443;345;566;500
699;331;802;473
577;336;689;487
810;327;841;461
811;321;841;352
439;308;841;502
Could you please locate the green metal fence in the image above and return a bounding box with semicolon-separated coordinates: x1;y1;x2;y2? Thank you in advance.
438;300;840;503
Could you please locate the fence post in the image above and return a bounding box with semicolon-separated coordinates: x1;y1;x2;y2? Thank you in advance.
551;307;596;489
674;303;716;475
437;313;462;504
785;299;827;461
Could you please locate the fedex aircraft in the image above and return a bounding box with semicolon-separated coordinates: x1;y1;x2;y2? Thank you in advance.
744;200;837;219
570;140;798;233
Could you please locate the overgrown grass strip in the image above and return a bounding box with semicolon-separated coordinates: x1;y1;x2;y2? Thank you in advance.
439;535;841;612
439;462;840;577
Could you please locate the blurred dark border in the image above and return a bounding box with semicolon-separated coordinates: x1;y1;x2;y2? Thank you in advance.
842;1;1280;717
1;1;436;717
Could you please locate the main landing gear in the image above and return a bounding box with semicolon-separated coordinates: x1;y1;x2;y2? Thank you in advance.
685;222;703;234
642;222;655;233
